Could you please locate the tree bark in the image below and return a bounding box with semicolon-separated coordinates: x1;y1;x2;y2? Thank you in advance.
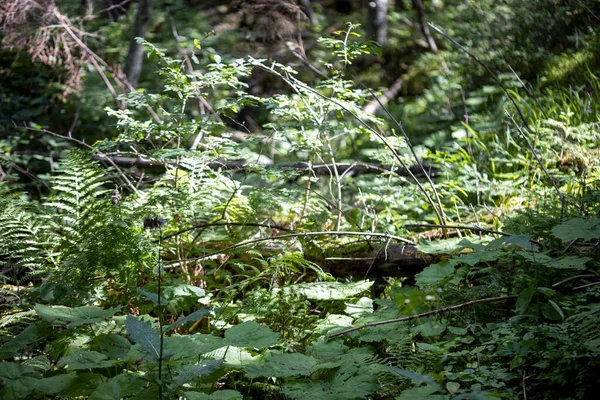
367;0;388;46
124;0;152;87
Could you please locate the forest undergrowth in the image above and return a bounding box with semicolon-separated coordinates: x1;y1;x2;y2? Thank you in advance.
1;2;600;399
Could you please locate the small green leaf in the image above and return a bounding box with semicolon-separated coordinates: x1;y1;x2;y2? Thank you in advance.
136;288;168;305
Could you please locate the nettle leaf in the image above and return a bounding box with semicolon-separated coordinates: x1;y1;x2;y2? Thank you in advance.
415;261;456;287
243;351;317;378
224;321;279;348
34;304;120;327
279;280;373;300
57;351;118;370
125;315;160;361
552;217;600;241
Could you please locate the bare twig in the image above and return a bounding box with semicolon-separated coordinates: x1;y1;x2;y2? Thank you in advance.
23;126;140;195
363;76;404;115
329;272;599;338
551;274;598;288
573;281;600;290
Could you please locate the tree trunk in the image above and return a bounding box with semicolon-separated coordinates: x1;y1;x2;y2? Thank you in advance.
367;0;388;46
124;0;152;87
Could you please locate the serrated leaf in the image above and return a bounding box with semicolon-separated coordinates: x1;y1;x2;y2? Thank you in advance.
57;351;117;370
552;217;600;241
415;261;455;287
224;321;279;348
125;315;160;361
34;304;119;327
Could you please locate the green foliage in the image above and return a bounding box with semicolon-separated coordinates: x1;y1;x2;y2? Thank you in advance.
1;3;600;399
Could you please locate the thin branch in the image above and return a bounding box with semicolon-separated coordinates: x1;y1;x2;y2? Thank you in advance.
573;281;600;291
329;272;599;338
166;230;416;265
328;295;518;338
551;274;598;288
23;126;140;195
405;223;511;237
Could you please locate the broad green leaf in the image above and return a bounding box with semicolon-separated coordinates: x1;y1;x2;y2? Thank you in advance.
169;360;224;390
184;391;243;400
279;280;373;300
136;288;168;305
210;390;243;400
244;352;317;378
125;315;160;361
487;234;536;251
96;334;132;359
542;300;564;320
397;384;445;400
57;351;117;370
34;373;78;394
418;237;473;254
0;323;50;360
546;256;591;270
34;304;119;327
455;250;502;266
411;320;447;337
224;321;279;348
0;362;38;400
166;307;217;332
516;286;536;314
552;217;600;241
89;373;147;400
345;297;373;317
415;261;455;287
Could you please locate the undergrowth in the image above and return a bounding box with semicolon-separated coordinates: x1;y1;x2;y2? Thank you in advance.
1;23;599;400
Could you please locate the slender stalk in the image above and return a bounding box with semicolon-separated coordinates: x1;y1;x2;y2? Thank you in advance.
157;230;164;400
